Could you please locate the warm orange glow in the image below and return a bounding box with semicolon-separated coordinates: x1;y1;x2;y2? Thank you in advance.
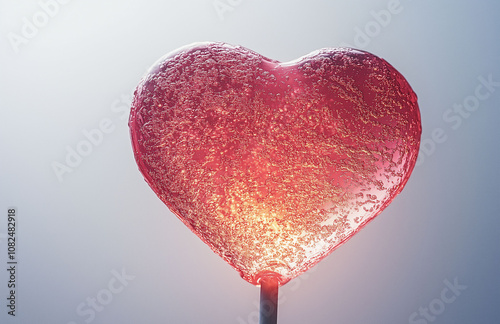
129;42;421;286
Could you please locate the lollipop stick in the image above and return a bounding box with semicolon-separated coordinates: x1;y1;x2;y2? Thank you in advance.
259;276;279;324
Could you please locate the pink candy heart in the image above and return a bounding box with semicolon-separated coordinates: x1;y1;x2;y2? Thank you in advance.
129;42;421;285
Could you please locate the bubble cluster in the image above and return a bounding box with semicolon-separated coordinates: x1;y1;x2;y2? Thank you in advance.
129;42;421;286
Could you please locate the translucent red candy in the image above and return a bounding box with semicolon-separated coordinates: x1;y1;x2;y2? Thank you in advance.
129;42;421;286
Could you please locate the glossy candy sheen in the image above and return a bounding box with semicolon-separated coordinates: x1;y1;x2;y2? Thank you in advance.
129;42;421;286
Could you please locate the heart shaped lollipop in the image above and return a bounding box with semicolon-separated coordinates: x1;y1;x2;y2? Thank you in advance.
129;42;421;286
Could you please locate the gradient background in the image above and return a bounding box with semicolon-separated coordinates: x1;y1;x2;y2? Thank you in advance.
1;1;499;323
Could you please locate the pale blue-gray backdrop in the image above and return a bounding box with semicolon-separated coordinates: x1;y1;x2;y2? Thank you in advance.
1;0;499;323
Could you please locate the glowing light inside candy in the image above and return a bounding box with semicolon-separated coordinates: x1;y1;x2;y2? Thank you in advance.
129;42;421;286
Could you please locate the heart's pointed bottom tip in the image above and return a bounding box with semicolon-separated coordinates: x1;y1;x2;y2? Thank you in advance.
253;271;284;287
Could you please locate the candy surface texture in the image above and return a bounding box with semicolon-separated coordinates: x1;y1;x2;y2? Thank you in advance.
129;42;421;285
